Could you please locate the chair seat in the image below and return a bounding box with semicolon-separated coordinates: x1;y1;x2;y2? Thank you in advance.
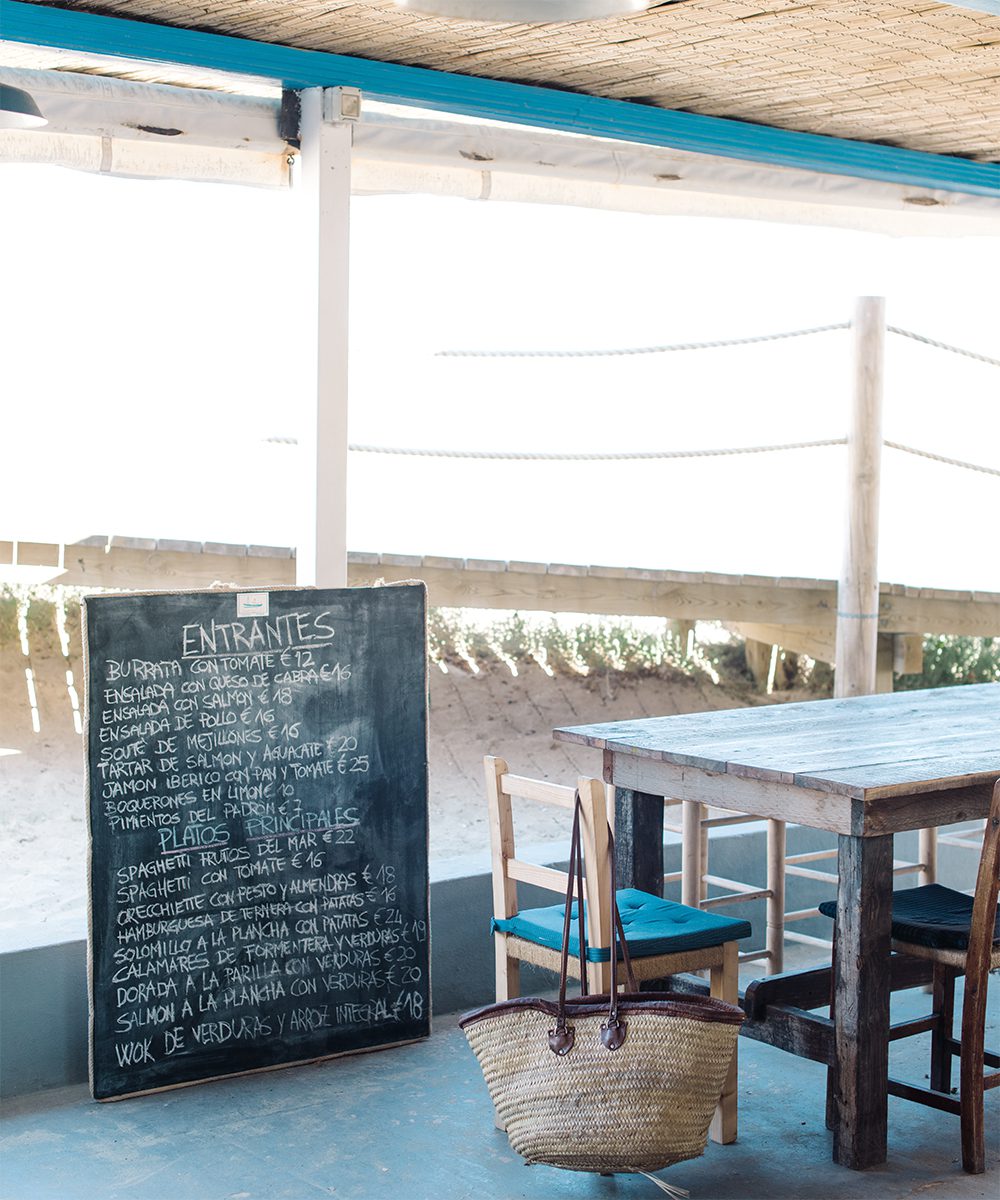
492;887;752;962
818;884;1000;953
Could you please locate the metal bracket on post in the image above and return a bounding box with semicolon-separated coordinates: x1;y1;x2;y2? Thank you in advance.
323;86;362;125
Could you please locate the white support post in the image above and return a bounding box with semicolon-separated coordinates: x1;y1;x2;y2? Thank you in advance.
834;296;885;698
296;88;353;588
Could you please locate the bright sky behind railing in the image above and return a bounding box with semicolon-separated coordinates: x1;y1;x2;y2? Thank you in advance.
1;164;997;590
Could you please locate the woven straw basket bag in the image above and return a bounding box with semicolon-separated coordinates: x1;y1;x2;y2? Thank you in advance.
461;795;744;1178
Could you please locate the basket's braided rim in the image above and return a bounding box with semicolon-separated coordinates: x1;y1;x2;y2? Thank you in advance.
460;991;745;1030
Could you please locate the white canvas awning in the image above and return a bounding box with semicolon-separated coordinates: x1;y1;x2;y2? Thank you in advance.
3;67;998;235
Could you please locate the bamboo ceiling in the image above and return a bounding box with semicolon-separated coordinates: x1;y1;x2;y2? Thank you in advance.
18;1;1000;161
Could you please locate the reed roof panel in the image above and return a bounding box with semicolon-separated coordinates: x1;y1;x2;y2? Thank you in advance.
20;1;1000;161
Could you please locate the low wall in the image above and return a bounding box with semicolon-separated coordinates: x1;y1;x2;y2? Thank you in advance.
0;825;970;1100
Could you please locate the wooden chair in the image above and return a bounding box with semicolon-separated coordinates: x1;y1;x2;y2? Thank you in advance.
485;755;752;1143
673;805;931;976
820;778;1000;1173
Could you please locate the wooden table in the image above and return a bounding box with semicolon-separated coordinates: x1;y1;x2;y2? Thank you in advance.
554;683;1000;1170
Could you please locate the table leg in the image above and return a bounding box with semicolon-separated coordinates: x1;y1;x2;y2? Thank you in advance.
613;785;665;896
832;832;893;1169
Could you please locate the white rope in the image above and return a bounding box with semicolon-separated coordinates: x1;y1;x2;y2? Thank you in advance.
347;438;847;462
436;323;849;358
887;327;1000;369
885;440;1000;478
437;322;998;366
637;1172;690;1198
270;438;999;478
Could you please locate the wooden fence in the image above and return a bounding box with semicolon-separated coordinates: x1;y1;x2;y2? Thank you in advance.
5;535;997;684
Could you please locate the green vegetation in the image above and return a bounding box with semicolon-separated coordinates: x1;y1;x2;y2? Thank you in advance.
896;635;1000;690
0;585;89;654
428;608;759;694
428;611;1000;695
429;608;701;675
0;589;17;647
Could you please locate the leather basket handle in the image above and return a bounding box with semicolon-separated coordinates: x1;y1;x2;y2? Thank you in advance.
601;823;638;1049
548;792;589;1055
549;793;639;1056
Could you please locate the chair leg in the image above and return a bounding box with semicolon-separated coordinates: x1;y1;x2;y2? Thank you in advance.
589;959;611;996
495;934;520;1002
699;813;710;905
709;941;739;1145
681;801;703;910
930;963;956;1094
825;924;838;1131
766;818;786;976
959;966;989;1174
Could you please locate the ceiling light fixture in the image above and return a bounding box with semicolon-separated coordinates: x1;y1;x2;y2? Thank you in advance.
394;1;649;22
0;84;47;129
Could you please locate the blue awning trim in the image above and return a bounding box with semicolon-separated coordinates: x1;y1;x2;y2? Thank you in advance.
3;0;998;198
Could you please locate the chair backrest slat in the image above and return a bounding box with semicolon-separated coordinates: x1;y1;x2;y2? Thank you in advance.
507;859;578;895
498;772;577;808
484;755;613;986
485;756;518;921
965;779;1000;984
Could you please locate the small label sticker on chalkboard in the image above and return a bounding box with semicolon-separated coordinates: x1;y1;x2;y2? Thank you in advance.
237;592;269;617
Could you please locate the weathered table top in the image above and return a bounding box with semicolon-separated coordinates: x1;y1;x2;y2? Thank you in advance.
555;683;1000;802
557;681;999;1172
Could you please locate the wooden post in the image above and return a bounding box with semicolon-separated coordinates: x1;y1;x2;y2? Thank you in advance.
744;637;774;692
875;632;894;694
296;88;353;588
671;619;696;658
834;296;885;699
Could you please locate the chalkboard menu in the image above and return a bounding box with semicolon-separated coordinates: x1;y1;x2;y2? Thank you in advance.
84;584;429;1100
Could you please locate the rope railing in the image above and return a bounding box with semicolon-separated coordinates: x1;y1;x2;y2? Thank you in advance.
886;327;1000;370
885;440;1000;479
347;438;847;462
268;437;998;478
437;322;999;365
267;317;999;478
436;323;849;358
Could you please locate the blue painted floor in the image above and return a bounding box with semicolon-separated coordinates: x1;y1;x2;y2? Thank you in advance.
2;989;997;1200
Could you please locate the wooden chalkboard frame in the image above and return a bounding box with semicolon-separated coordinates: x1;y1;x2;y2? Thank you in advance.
83;581;429;1101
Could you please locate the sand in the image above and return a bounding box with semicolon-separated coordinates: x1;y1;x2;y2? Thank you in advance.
0;608;757;947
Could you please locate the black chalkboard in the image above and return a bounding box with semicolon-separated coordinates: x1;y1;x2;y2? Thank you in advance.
84;583;429;1100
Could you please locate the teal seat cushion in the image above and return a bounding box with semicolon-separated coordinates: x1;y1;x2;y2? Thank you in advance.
492;887;752;963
